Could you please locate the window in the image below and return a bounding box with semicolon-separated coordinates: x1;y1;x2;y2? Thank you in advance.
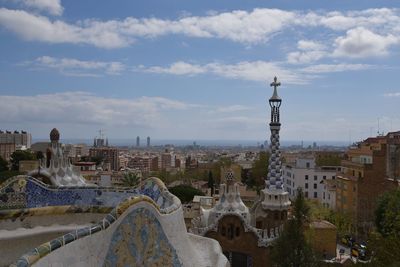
314;192;318;198
306;162;310;168
305;175;309;180
323;192;326;199
314;175;318;181
323;175;326;179
305;183;308;189
314;183;317;189
228;224;234;240
305;192;309;198
332;175;335;179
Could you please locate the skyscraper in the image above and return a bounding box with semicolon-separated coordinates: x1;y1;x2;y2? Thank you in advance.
147;136;150;147
136;136;140;147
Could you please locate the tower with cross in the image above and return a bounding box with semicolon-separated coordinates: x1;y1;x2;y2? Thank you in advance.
251;76;290;231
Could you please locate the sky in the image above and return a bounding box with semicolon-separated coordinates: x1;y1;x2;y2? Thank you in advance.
0;0;400;143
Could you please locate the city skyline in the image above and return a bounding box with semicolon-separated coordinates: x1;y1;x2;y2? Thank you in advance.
1;0;400;142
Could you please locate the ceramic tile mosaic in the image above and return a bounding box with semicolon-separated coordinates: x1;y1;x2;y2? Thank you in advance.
11;194;181;267
0;176;169;211
103;208;181;267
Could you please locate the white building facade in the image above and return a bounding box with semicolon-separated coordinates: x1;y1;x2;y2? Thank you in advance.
283;157;339;209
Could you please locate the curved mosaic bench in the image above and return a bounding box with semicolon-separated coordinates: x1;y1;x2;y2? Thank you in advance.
11;194;182;267
4;176;228;267
0;176;175;212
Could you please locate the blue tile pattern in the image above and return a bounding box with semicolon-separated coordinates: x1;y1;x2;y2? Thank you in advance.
0;176;168;211
104;208;181;267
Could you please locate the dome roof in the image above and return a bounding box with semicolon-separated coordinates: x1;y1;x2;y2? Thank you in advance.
50;128;60;142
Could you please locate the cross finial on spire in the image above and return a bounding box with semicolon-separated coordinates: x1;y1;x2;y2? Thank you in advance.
270;76;281;90
269;76;281;100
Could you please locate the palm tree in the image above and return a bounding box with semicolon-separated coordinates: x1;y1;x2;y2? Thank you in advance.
122;172;140;187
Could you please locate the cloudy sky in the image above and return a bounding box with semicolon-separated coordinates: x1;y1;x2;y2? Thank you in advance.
0;0;400;143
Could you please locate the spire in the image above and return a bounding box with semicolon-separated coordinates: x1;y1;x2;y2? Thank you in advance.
266;76;283;190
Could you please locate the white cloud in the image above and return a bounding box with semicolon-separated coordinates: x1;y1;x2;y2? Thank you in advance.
0;92;193;127
297;40;325;51
333;27;398;58
0;7;400;50
141;60;307;84
301;63;373;73
18;0;63;16
317;8;400;31
0;8;132;48
23;56;125;76
287;40;327;64
144;61;206;75
287;50;326;64
215;105;252;113
384;92;400;97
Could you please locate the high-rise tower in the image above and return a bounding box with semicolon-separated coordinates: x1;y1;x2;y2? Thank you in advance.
251;76;290;230
147;136;150;147
136;136;140;147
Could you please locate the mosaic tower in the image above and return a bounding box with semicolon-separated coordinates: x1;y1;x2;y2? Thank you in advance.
266;77;283;190
261;77;290;211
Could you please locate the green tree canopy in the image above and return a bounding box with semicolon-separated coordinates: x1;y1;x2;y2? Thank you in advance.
0;156;8;172
207;170;215;195
375;189;400;237
246;151;269;188
366;190;400;266
168;185;204;204
10;150;36;171
271;188;318;267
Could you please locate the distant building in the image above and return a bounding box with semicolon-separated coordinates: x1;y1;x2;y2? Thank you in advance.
93;137;108;147
161;151;174;170
136;136;140;147
127;156;152;174
0;143;16;161
0;130;31;149
147;136;150;147
336;132;400;236
89;147;119;171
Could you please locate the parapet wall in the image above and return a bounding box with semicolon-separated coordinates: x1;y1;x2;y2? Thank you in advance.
1;176;228;267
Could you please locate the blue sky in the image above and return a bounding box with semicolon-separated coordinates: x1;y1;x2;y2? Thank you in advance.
0;0;399;143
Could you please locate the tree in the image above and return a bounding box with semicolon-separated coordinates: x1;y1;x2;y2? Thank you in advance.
35;151;44;161
207;170;215;195
122;172;140;187
168;185;204;204
0;156;8;172
271;188;318;267
375;189;400;237
367;189;400;266
247;151;269;188
10;150;36;171
308;200;353;237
